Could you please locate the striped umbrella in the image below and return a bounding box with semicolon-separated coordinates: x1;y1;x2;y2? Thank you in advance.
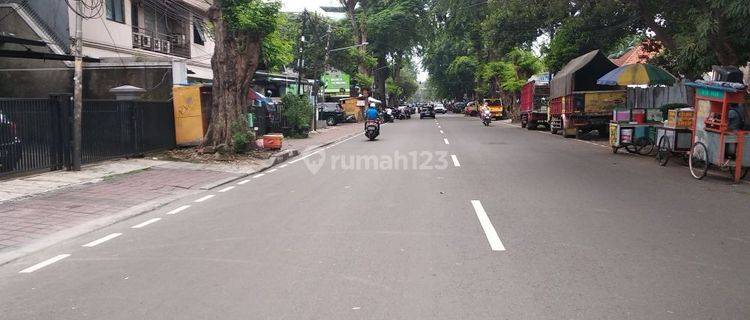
597;63;677;86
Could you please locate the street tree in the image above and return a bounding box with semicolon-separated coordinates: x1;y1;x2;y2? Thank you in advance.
204;0;283;151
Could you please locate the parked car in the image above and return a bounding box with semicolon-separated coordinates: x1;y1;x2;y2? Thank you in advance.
0;111;22;172
317;102;347;126
434;104;447;114
420;106;436;119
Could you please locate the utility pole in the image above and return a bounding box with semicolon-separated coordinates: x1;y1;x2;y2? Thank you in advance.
296;10;308;96
315;25;333;132
72;0;83;171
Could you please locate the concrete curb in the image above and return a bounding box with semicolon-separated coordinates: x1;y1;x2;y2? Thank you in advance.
0;191;199;267
200;130;360;190
271;149;300;165
198;175;243;190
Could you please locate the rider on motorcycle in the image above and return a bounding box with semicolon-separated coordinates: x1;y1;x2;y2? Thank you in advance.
480;105;491;120
365;103;379;125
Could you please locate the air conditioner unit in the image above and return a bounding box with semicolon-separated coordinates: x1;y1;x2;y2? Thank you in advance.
141;35;152;49
132;33;142;48
153;39;162;52
162;41;171;54
173;34;186;46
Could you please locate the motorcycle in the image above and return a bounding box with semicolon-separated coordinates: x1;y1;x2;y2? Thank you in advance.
383;108;395;123
481;111;492;126
365;120;380;141
393;108;404;120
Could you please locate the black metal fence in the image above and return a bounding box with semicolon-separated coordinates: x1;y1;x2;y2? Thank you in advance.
0;97;175;179
0;98;67;175
251;103;290;136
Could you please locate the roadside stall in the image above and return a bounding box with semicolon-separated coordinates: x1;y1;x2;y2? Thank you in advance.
340;96;382;122
598;63;677;155
655;109;694;166
686;81;749;182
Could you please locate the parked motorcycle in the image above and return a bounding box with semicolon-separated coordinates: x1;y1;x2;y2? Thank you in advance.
383;108;395;123
365;120;380;141
393;108;404;120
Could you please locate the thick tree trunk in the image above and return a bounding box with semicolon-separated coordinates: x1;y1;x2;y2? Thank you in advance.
202;4;262;150
373;55;388;106
388;54;403;108
711;13;739;66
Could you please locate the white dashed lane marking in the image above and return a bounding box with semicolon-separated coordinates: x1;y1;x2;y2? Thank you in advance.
451;155;460;167
82;233;122;248
194;195;215;203
19;254;71;273
218;186;235;193
131;218;161;229
166;205;191;215
444;138;450;145
470;200;506;251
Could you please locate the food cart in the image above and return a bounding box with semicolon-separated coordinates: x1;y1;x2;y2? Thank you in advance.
609;122;658;154
686;81;749;182
654;109;694;166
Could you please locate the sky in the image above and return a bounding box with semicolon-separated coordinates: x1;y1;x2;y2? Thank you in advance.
280;0;430;83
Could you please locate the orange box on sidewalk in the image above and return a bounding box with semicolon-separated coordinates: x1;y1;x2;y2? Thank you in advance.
263;134;283;150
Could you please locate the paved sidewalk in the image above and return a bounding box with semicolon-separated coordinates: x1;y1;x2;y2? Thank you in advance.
0;167;234;253
0;122;362;265
283;122;361;152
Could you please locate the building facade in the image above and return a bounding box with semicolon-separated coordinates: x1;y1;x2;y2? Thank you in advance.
0;0;215;99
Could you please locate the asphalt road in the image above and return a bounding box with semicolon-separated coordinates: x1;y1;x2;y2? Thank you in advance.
2;114;750;319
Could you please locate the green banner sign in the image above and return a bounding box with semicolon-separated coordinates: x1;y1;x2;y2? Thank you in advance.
322;72;350;95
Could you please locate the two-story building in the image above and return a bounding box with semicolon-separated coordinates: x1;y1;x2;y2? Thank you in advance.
0;0;215;99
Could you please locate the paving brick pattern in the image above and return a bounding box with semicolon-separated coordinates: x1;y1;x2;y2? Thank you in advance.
282;123;361;152
0;168;234;251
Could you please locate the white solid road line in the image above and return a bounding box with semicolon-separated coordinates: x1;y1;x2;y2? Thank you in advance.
470;200;506;251
252;173;266;178
451;155;461;167
267;168;277;173
131;218;161;229
279;164;288;168
194;195;215;203
166;205;191;215
19;254;71;273
218;186;235;193
237;179;251;185
444;138;450;145
82;233;122;248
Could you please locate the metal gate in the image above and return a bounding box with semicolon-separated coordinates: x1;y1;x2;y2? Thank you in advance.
0;96;175;179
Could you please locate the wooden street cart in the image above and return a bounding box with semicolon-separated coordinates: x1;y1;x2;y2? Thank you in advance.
686;82;749;182
655;109;694;166
609;122;659;155
655;126;693;166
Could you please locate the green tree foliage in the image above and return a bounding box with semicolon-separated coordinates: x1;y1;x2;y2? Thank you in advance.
446;56;478;99
261;14;294;71
630;0;750;78
282;93;314;132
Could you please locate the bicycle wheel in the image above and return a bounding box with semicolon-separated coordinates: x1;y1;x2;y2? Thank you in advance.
656;135;671;166
625;143;641;154
689;142;709;180
637;137;655;155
